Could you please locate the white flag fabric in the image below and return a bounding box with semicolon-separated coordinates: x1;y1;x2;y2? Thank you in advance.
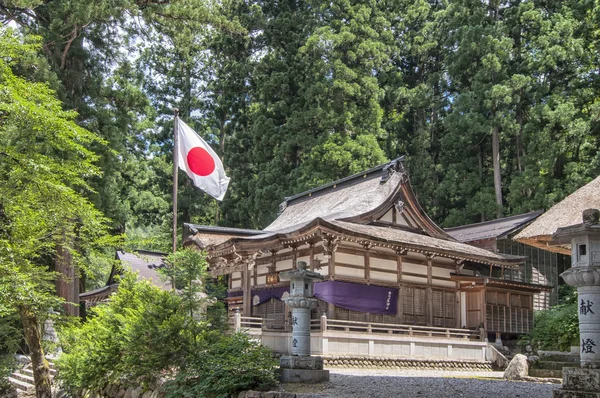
177;119;230;201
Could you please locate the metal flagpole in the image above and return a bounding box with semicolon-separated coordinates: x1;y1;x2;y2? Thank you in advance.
172;108;179;254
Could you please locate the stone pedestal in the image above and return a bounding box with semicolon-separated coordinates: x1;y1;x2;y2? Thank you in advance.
552;209;600;396
278;356;329;383
554;368;600;398
278;261;329;383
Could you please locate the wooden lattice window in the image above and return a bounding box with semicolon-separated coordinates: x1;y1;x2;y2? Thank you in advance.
251;298;286;329
433;290;456;327
402;286;426;325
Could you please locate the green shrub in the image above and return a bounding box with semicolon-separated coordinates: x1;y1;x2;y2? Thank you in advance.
57;249;277;397
520;286;579;351
56;272;187;392
162;331;278;398
0;314;21;395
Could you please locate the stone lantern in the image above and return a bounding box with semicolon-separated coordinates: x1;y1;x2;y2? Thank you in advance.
553;209;600;397
277;261;329;383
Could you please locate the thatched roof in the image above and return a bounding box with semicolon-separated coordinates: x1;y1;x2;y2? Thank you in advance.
514;175;600;254
445;210;543;243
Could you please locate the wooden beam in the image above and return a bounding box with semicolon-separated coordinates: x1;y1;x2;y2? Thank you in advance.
427;255;433;326
365;252;370;282
242;265;251;317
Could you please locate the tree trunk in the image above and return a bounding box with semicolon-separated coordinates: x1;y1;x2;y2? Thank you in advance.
19;307;52;398
492;124;503;218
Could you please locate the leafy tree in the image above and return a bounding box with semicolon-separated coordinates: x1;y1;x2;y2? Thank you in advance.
0;29;111;398
57;251;276;397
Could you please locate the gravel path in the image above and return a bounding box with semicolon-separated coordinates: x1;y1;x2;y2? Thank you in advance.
313;369;560;398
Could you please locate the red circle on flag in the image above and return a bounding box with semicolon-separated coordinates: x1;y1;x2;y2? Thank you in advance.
187;147;215;176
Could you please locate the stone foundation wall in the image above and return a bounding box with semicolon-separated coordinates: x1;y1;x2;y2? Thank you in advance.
322;356;493;371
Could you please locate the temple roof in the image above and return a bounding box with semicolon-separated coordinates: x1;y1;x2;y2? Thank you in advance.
445;210;543;243
266;157;406;231
187;158;524;268
515;175;600;254
80;250;170;302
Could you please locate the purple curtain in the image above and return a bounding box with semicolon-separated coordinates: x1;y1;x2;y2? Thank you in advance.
314;280;398;315
250;286;290;306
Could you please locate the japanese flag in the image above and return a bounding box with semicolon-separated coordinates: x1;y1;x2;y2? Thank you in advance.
177;119;230;200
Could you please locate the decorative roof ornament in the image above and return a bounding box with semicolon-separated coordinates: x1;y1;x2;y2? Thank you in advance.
380;157;408;184
394;200;405;215
278;200;288;215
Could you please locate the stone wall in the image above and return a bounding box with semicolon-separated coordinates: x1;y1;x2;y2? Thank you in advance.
322;356;492;371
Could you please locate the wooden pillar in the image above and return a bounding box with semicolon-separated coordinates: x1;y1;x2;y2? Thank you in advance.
427;254;433;326
309;243;315;271
253;261;258;286
291;245;298;269
328;249;336;319
242;265;251;317
364;243;371;283
396;249;406;323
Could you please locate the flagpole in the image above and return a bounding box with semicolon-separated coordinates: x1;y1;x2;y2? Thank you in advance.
172;108;179;254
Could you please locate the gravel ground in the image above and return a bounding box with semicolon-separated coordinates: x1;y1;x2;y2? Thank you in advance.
284;369;560;398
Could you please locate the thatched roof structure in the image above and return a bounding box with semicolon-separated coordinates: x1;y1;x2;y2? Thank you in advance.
514;175;600;254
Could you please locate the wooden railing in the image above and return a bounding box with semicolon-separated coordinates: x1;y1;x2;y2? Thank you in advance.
231;312;482;340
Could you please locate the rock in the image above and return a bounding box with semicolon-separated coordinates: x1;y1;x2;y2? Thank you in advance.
278;393;296;398
124;387;135;398
238;392;247;398
262;392;279;398
131;386;143;398
245;391;263;398
504;353;529;380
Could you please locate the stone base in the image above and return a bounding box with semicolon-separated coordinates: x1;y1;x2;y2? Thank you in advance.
279;355;329;383
280;355;324;370
278;368;330;383
554;368;600;397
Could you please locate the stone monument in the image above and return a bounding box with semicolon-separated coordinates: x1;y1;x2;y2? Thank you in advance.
553;209;600;397
278;261;330;383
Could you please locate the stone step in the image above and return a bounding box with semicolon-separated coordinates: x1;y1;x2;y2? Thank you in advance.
533;361;579;370
529;368;564;378
11;371;35;384
21;367;57;377
539;354;580;363
8;376;33;392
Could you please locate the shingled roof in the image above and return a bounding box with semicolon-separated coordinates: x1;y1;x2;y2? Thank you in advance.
445;210;543;243
189;158;524;267
265;157;407;231
515;175;600;254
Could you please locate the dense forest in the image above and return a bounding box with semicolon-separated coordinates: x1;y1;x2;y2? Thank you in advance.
2;0;599;241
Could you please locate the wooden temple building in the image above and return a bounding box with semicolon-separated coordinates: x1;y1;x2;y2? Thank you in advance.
185;158;552;360
79;250;170;313
446;211;570;310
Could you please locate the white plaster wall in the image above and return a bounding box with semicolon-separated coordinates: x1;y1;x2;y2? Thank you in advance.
402;275;428;284
336;252;364;266
431;280;457;288
370;270;396;282
256;275;266;285
336;266;364;278
372;258;397;271
231;271;242;288
403;262;427;275
379;209;394;223
276;259;293;271
256;264;268;275
432;267;452;278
